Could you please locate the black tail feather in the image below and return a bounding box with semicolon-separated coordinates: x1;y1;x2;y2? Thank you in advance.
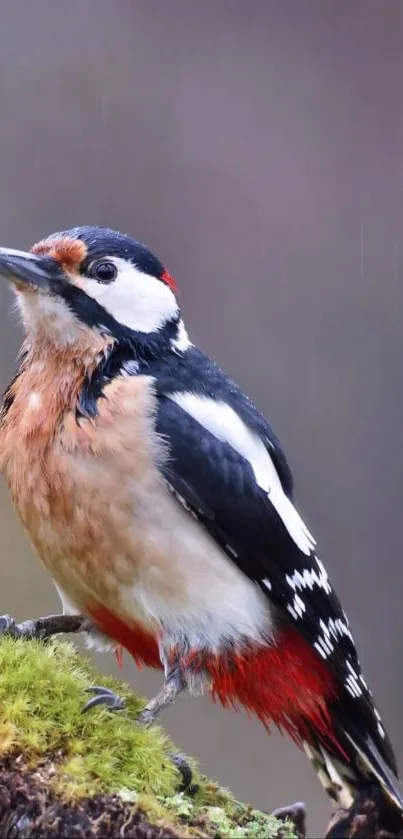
303;717;403;815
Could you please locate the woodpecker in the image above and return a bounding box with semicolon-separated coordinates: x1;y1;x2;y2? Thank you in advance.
0;226;401;815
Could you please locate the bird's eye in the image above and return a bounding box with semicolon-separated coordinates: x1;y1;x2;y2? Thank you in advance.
88;260;117;284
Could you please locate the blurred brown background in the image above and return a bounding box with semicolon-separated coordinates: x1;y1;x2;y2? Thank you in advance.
0;1;403;834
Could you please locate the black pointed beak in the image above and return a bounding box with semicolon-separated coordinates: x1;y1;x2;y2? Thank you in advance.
0;248;64;290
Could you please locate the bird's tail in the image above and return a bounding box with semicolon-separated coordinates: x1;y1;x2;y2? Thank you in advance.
302;722;403;814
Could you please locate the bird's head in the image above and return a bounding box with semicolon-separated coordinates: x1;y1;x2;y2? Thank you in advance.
0;226;189;357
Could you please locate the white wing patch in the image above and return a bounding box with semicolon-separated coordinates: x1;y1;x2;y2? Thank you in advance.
287;592;306;620
313;615;355;663
286;558;335;622
286;557;332;595
345;659;363;698
168;392;316;556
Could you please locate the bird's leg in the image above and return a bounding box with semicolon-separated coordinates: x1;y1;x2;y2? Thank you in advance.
83;661;194;792
0;613;91;641
137;661;186;727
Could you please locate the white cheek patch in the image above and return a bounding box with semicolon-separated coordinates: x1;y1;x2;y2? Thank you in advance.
15;256;180;343
80;257;179;334
169;393;315;556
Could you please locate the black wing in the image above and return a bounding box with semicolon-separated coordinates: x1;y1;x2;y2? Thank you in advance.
154;386;397;777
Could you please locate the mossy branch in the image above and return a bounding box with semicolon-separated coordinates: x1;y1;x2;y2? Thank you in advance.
1;637;400;838
0;637;297;838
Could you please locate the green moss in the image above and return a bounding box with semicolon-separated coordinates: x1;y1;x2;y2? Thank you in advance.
159;791;297;838
0;636;177;798
0;637;295;838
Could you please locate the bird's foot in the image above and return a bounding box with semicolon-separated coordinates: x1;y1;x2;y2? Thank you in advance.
82;685;126;713
82;678;195;793
272;801;306;838
0;612;91;642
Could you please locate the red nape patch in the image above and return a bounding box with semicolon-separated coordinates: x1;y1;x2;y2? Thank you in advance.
193;628;340;749
87;605;162;670
160;268;178;293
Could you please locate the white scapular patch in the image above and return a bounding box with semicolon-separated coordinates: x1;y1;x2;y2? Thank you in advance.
80;256;179;334
169;392;316;556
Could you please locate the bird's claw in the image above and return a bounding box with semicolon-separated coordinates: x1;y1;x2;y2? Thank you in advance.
168;751;198;795
82;685;196;794
82;685;126;713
